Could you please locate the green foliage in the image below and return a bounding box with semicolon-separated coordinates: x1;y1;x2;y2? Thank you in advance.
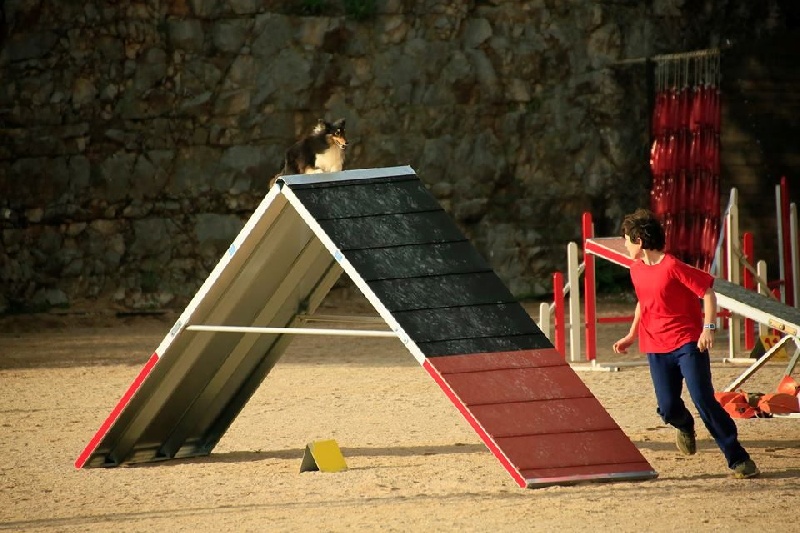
283;0;376;20
141;271;159;294
594;260;633;295
343;0;377;21
4;299;51;314
287;0;332;16
526;96;542;114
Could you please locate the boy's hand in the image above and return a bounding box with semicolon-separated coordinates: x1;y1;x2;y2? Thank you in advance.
698;329;715;352
613;335;634;354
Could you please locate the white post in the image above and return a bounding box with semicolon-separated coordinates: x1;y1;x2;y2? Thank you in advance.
791;203;799;308
538;302;551;341
757;259;769;338
726;190;741;356
776;184;786;303
567;242;582;362
185;325;398;337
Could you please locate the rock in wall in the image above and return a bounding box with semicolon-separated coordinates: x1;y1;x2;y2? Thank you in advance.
0;0;789;311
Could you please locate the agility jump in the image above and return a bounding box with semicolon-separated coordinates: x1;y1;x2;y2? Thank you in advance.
75;167;657;488
547;184;799;369
556;202;800;401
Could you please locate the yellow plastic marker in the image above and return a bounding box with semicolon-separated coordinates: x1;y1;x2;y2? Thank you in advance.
300;439;348;473
753;331;789;361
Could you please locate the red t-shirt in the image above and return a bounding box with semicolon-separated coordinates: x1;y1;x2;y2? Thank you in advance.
629;253;714;353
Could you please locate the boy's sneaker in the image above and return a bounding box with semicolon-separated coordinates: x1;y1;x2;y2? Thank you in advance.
733;459;760;479
676;429;697;455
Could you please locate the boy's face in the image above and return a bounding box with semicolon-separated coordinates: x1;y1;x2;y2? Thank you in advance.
623;233;642;259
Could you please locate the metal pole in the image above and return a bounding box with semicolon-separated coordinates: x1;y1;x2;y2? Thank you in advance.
791;202;799;308
776;183;786;303
583;212;597;362
757;260;769;338
186;325;398;338
553;271;566;357
567;242;582;362
726;190;741;356
538;302;551;342
743;232;755;351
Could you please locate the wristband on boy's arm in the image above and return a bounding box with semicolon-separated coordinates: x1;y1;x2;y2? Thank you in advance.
703;323;717;330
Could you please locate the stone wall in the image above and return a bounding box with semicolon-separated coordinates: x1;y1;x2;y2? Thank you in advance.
0;0;789;312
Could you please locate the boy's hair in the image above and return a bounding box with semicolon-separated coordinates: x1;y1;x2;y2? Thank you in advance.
621;208;665;250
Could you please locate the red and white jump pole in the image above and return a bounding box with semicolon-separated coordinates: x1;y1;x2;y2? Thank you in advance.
553;271;566;356
778;177;791;305
583;213;597;363
581;213;635;363
776;176;798;307
742;231;755;350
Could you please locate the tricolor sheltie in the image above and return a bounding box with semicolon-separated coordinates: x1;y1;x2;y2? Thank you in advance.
271;118;347;187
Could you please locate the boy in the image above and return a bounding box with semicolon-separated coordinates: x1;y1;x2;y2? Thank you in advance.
612;208;759;479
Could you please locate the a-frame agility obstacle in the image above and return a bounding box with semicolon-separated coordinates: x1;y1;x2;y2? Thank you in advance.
75;166;657;488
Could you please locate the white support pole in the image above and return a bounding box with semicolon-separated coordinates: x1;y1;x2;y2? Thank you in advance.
724;334;800;392
791;203;799;308
538;302;551;341
298;314;388;324
776;184;786;303
567;242;582;362
726;189;742;357
186;325;399;338
548;262;585;314
757;259;769;338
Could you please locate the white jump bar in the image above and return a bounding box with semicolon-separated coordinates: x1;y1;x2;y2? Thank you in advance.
186;324;398;338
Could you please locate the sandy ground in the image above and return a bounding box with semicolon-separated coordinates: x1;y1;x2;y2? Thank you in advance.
1;293;799;532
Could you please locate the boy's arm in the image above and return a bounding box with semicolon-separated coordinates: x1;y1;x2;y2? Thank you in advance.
613;302;640;354
702;287;717;326
697;287;717;352
630;301;641;335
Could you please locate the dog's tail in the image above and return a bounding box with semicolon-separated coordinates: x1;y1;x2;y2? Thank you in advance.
269;160;289;189
269;171;282;189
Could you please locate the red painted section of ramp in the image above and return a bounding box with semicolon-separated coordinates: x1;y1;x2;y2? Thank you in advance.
74;352;160;468
425;348;656;487
422;358;526;487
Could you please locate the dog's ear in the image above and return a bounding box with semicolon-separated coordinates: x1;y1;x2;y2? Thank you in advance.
332;118;345;130
312;119;327;134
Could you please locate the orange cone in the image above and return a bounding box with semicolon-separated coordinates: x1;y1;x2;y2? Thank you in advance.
758;393;800;414
776;375;800;397
714;391;744;406
716;391;758;417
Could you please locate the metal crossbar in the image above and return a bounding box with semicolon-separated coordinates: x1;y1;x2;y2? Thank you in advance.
185;324;398;338
724;334;800;392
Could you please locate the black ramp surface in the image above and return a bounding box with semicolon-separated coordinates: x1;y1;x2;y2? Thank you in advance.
291;174;440;218
345;242;488;279
368;273;517;311
318;211;465;249
288;175;549;357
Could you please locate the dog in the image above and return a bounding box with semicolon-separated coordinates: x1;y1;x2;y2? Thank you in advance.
270;118;347;187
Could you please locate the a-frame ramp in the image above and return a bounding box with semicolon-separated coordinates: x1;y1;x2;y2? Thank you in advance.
585;237;800;336
76;167;657;488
